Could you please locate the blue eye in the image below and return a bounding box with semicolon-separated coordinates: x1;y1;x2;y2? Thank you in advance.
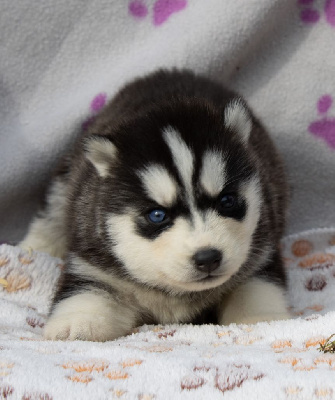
220;194;236;209
148;209;166;223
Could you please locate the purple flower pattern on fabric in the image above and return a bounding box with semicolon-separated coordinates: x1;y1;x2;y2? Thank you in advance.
129;0;187;26
309;95;335;149
298;0;335;26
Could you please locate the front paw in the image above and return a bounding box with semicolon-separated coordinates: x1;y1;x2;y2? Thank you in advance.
44;293;136;342
218;278;292;326
44;312;115;341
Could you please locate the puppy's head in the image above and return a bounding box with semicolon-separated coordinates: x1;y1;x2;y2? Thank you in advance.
84;99;262;293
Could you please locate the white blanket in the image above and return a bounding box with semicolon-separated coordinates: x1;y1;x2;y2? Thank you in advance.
1;228;335;399
0;0;334;243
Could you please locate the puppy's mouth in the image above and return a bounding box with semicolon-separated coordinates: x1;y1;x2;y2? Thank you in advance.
159;269;230;292
195;273;226;283
175;272;230;291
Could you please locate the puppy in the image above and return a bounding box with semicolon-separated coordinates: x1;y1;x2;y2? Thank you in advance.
20;69;290;341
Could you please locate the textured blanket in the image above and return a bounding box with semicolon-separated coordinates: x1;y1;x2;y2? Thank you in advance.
1;228;335;399
1;1;335;399
0;0;334;243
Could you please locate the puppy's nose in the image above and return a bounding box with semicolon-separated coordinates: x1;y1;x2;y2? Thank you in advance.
193;248;222;274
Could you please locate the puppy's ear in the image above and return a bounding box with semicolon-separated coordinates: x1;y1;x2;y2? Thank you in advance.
224;98;252;143
84;136;117;177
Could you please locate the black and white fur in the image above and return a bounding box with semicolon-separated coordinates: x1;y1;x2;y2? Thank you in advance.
20;69;290;341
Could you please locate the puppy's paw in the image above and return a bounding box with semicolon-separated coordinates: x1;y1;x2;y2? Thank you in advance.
44;312;116;342
218;278;291;326
44;293;136;342
19;231;67;259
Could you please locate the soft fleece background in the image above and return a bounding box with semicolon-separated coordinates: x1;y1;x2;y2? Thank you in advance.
0;0;334;243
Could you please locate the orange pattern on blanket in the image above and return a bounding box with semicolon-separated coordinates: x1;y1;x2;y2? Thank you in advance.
271;340;292;349
18;253;34;265
279;357;301;366
144;345;173;353
285;386;303;395
58;356;145;387
110;389;127;398
314;356;335;366
105;370;129;380
298;253;335;268
3;270;31;292
315;388;333;398
0;257;9;267
62;360;109;373
291;240;313;257
278;355;335;372
217;330;232;338
234;335;262;345
293;365;316;371
67;373;93;384
121;359;143;368
137;395;155;400
305;337;327;348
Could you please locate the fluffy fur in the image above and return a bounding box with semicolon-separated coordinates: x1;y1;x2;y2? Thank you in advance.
21;69;290;341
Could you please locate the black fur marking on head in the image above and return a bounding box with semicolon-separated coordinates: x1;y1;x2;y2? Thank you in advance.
135;201;190;240
196;176;250;222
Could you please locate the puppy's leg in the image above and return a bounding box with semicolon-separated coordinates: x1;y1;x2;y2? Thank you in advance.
19;177;68;259
218;277;291;325
44;290;137;342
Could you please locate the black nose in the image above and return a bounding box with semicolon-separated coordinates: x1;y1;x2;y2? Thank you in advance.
193;248;222;274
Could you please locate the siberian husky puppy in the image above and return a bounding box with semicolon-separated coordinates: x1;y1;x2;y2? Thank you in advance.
20;69;290;341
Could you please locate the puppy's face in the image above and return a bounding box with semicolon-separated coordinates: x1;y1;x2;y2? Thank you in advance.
85;100;262;293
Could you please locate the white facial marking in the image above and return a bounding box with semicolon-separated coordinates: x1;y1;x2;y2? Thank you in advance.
85;137;117;177
240;176;262;233
200;150;226;197
106;173;262;293
163;127;194;199
138;164;178;207
224;99;252;143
